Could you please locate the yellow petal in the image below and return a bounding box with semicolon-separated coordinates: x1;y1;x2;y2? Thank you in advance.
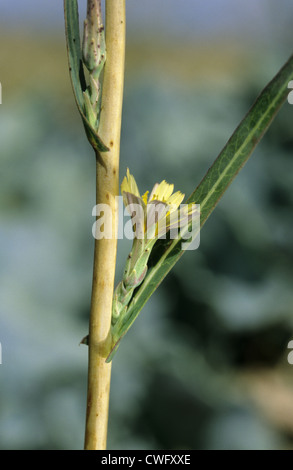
121;168;140;199
157;180;174;202
166;191;185;212
149;180;174;203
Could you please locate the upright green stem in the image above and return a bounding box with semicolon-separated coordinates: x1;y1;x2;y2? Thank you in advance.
84;0;126;450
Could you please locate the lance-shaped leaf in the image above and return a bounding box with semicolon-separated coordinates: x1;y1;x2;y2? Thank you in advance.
107;54;293;362
64;0;109;152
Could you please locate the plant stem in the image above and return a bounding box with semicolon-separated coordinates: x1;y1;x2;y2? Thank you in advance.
84;0;126;450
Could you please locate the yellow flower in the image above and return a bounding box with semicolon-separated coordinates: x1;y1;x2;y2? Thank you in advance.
121;169;184;210
121;169;194;240
112;169;199;325
148;180;184;209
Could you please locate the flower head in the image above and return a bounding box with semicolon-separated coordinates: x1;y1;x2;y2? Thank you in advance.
112;169;199;324
121;169;190;240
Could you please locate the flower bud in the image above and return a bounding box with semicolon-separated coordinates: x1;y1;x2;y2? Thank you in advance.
82;0;106;80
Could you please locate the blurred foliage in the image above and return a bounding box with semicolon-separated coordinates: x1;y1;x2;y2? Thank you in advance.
1;31;293;450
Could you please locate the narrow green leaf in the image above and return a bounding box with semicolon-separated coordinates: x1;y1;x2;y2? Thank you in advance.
107;54;293;362
64;0;109;152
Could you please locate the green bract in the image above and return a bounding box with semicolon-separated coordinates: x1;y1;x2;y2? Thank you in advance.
64;0;109;152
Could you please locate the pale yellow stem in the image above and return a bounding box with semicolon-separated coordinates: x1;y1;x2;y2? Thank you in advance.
84;0;126;451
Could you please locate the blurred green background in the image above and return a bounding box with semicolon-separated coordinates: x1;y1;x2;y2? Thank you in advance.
1;0;293;450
